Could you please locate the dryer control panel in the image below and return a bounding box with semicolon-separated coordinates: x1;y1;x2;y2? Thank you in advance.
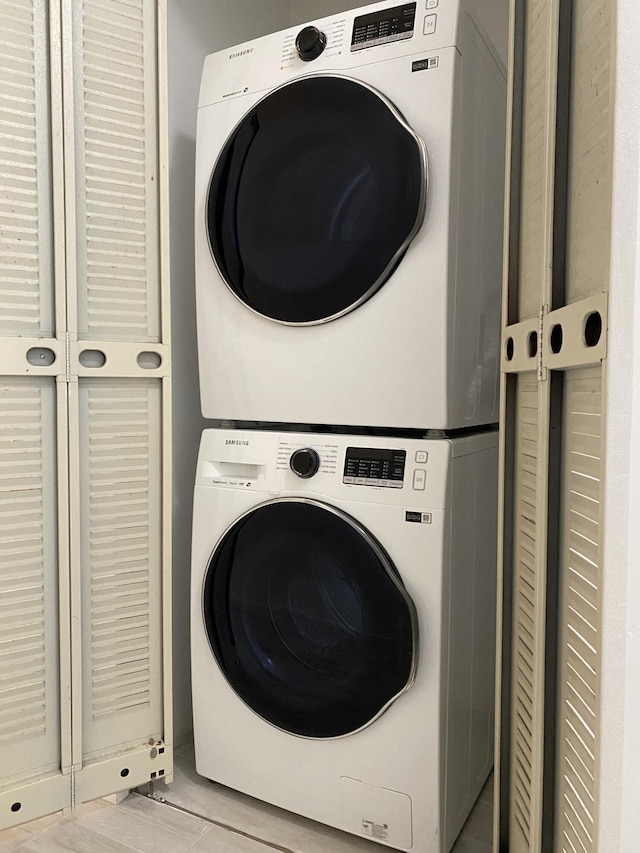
351;2;417;51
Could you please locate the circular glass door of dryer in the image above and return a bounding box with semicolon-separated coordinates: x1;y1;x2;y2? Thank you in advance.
203;499;418;738
206;75;427;325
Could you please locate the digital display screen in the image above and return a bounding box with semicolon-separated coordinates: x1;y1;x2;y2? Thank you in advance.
351;3;417;51
343;447;406;487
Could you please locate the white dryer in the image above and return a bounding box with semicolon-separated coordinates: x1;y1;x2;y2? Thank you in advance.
195;0;506;431
191;428;498;852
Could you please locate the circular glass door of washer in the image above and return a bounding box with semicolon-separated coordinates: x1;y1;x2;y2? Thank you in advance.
202;499;418;738
206;75;427;325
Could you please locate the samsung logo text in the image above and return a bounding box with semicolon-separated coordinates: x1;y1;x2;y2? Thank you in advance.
229;48;254;59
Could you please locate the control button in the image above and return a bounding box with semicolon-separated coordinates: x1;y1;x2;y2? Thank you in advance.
343;476;355;484
290;447;320;478
295;25;327;61
426;0;438;8
390;481;404;489
413;469;427;490
366;478;380;487
424;14;437;34
355;477;367;485
415;451;428;464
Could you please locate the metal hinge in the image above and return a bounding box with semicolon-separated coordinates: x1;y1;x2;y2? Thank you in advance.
64;332;71;383
537;304;547;381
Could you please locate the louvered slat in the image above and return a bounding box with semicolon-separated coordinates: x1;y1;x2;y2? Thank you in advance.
79;379;162;760
555;371;602;853
0;0;54;337
72;0;159;342
0;378;60;782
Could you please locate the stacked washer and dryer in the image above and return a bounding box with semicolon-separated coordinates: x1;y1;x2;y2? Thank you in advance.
191;2;506;851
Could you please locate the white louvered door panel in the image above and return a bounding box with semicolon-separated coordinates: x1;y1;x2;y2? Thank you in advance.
508;378;542;852
0;378;71;825
555;370;603;853
77;379;163;759
68;370;171;805
515;0;556;322
551;0;612;848
61;0;172;804
498;0;560;847
64;0;160;344
564;0;614;302
0;0;56;338
0;382;59;768
0;0;72;829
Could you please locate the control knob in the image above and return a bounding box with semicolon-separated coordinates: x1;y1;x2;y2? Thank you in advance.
295;26;327;62
290;447;320;479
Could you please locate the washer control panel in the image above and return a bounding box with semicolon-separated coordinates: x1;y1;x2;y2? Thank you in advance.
351;2;417;51
343;447;406;488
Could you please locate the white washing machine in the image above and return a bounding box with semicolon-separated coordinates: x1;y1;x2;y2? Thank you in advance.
195;0;506;431
191;428;498;852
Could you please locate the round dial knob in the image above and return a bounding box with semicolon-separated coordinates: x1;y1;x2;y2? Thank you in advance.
290;447;320;479
295;26;327;62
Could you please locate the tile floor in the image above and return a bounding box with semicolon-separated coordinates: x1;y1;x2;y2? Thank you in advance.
0;740;493;853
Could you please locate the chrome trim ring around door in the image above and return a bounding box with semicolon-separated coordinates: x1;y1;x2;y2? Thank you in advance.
201;496;420;740
204;73;429;327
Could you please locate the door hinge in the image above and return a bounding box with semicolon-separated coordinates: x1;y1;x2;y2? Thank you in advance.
64;332;71;383
537;304;547;381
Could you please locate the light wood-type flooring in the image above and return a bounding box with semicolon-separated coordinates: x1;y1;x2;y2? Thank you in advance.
0;740;493;853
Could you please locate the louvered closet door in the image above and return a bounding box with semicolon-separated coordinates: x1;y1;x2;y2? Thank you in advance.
550;0;613;845
496;0;612;851
496;0;559;846
60;0;172;803
0;0;72;828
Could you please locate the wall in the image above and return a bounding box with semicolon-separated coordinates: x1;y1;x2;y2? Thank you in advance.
599;0;640;846
290;0;365;24
465;0;508;66
167;0;292;744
